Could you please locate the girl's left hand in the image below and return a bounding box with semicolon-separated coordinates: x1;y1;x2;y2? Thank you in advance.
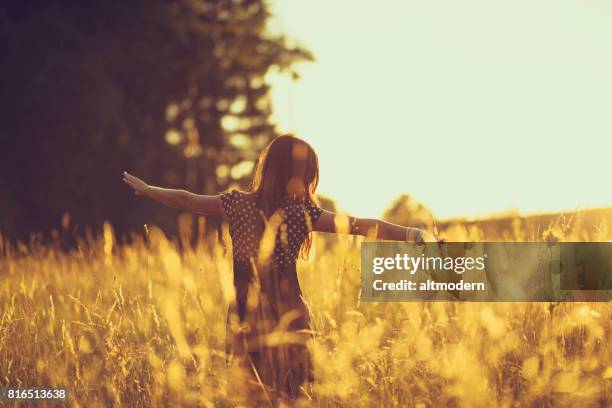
416;230;440;244
122;171;149;196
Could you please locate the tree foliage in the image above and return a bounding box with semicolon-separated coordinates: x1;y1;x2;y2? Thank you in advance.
0;0;312;239
382;194;435;229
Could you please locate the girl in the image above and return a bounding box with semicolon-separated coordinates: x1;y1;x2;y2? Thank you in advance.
122;134;430;403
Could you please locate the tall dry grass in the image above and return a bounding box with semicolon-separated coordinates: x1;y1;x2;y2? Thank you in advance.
0;218;610;407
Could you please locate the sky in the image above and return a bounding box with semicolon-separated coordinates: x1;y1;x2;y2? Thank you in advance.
265;0;612;220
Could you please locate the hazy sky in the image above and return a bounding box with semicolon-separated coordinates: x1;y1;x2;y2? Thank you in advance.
266;0;612;219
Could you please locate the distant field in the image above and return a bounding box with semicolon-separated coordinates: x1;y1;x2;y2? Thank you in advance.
0;218;610;407
436;207;612;242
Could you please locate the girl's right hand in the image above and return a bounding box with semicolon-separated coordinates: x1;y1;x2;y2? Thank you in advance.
123;171;150;196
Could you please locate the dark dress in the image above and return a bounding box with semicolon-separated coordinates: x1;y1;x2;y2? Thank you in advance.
220;190;323;400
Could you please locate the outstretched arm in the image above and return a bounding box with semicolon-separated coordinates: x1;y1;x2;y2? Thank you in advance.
122;171;226;217
313;209;435;242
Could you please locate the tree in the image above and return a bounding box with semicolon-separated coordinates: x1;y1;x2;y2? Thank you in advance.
0;0;312;239
382;194;435;228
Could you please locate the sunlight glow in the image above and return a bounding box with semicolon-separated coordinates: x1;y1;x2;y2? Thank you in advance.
267;0;612;219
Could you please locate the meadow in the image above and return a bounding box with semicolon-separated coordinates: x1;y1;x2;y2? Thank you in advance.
0;216;610;407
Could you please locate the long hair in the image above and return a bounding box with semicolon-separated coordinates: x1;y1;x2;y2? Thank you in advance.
250;134;320;258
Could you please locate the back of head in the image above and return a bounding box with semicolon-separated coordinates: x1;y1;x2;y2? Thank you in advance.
251;134;320;217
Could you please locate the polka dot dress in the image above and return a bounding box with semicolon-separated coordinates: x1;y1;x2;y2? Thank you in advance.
220;189;323;398
220;189;323;267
